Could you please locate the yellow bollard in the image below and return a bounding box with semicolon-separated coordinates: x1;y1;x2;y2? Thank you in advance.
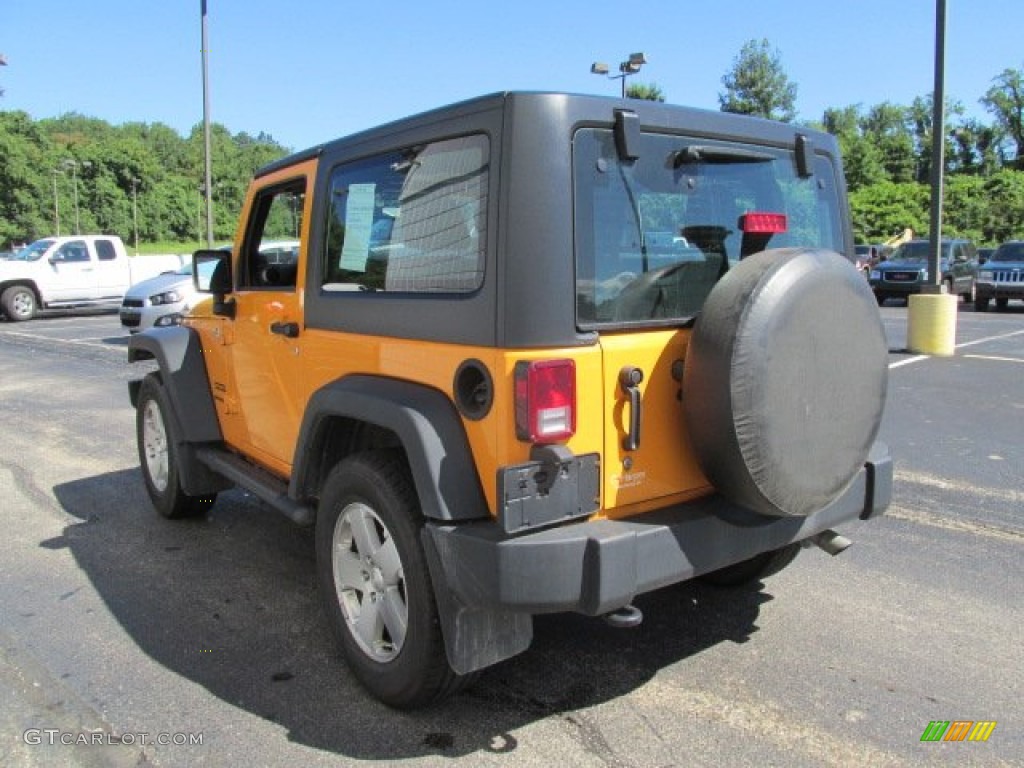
907;292;958;356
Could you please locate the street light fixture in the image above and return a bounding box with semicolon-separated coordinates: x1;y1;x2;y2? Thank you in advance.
61;159;92;235
590;52;647;97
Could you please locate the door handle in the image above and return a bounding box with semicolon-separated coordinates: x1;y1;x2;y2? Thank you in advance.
270;321;300;338
619;366;644;451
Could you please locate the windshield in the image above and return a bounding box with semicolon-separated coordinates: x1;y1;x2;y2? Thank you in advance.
992;243;1024;262
573;129;844;326
13;239;55;261
890;242;951;262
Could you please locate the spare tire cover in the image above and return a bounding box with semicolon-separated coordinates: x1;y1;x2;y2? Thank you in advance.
682;248;888;518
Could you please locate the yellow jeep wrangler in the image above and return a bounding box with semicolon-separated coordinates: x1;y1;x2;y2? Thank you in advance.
128;92;891;708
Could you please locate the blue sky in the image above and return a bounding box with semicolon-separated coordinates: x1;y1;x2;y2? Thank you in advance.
2;1;1021;152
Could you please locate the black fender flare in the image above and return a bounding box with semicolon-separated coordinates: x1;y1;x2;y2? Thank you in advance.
293;375;488;522
128;327;228;496
128;326;223;443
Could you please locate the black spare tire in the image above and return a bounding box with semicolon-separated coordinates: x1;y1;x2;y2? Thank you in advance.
682;248;888;518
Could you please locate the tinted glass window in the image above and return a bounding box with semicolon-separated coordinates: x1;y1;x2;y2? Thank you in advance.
891;242;952;261
55;240;90;262
95;239;117;261
322;135;488;293
993;243;1024;262
573;129;844;327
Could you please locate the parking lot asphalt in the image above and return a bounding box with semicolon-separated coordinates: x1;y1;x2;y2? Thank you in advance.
0;303;1021;767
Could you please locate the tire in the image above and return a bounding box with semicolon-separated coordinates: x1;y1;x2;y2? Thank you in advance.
683;249;888;518
1;285;37;321
699;543;801;587
136;374;216;519
875;292;887;306
315;451;466;709
996;298;1009;311
974;296;990;312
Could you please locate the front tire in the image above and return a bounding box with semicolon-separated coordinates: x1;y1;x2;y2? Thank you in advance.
136;374;216;519
1;285;37;321
315;452;465;708
975;296;990;312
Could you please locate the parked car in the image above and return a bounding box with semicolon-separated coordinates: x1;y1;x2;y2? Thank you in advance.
975;241;1024;311
868;239;977;305
854;244;883;275
120;240;298;332
0;236;181;321
120;261;203;333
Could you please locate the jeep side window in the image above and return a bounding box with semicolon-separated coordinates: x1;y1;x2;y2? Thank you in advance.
239;180;306;289
322;134;488;293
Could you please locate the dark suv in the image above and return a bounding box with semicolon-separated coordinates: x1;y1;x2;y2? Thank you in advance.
975;241;1024;311
869;238;977;305
128;92;892;708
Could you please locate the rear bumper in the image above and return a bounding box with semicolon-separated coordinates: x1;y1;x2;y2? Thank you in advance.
427;442;891;616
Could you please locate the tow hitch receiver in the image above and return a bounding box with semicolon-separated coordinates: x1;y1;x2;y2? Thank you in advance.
603;604;643;628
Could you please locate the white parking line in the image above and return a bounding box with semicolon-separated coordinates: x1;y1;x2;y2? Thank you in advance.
963;354;1024;364
0;330;117;350
889;328;1024;369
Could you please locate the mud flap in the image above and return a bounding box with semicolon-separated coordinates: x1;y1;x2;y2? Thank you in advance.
420;527;533;675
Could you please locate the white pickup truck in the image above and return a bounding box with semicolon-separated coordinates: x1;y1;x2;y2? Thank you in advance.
0;235;184;321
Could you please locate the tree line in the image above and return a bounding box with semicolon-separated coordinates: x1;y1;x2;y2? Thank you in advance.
3;40;1024;249
0;111;288;250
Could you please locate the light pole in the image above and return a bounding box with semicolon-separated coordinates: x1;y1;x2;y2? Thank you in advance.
51;168;63;236
200;0;214;248
62;159;92;235
131;177;141;254
590;52;647;98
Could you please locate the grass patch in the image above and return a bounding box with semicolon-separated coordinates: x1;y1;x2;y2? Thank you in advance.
133;241;232;255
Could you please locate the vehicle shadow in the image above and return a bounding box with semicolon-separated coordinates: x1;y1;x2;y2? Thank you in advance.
50;470;768;760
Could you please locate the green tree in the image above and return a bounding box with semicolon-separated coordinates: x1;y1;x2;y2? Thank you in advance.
981;67;1024;169
951;119;1003;176
719;39;798;122
626;82;665;102
849;181;929;242
821;106;886;190
860;103;916;183
979;169;1024;242
908;94;963;183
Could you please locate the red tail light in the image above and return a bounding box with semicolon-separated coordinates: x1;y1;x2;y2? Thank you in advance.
514;359;576;443
739;212;788;234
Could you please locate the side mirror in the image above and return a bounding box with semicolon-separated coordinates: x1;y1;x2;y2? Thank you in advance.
193;249;235;318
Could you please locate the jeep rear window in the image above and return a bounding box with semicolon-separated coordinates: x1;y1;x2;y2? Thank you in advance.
322;134;488;293
573;128;844;327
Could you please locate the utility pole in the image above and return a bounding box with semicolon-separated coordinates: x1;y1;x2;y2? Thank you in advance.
200;0;214;248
